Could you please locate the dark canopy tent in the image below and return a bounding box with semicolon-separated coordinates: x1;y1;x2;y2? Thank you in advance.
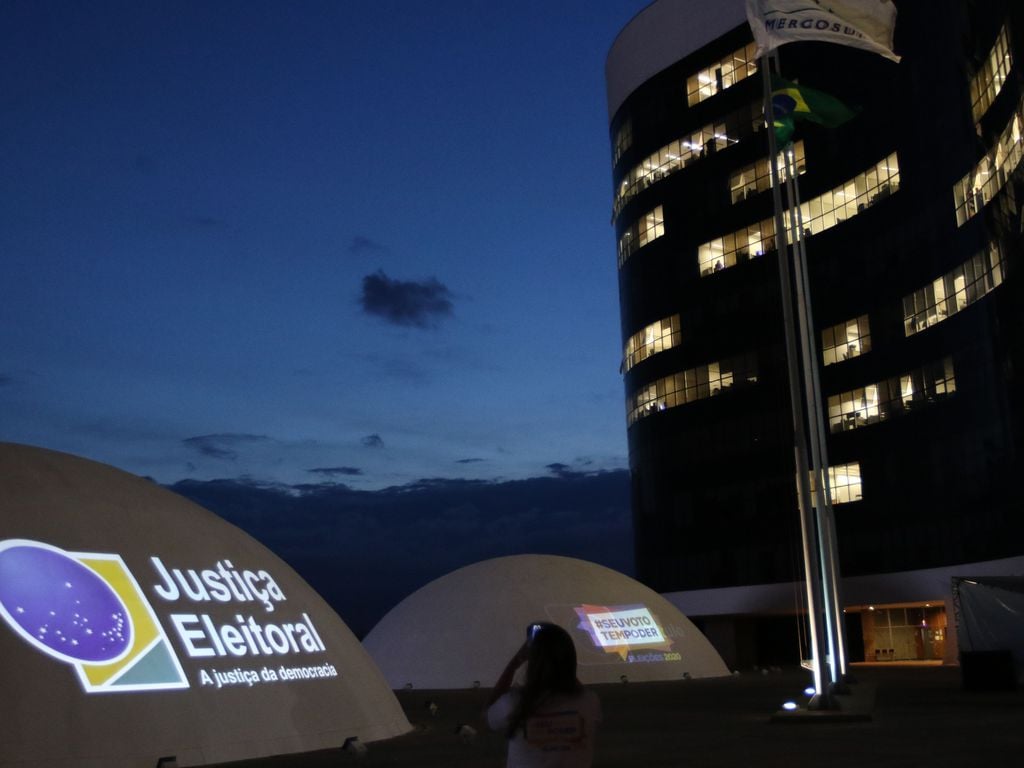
952;576;1024;687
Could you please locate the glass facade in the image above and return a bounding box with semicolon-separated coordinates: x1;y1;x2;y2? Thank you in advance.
623;314;681;373
686;42;759;106
609;3;1024;641
953;97;1024;226
827;358;956;433
809;462;863;505
902;242;1005;336
698;154;900;275
970;24;1012;123
613;103;762;220
729;141;806;204
613;118;632;167
822;315;871;367
626;353;757;426
618;205;665;267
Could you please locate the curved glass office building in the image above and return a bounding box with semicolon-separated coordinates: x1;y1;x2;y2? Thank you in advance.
607;0;1024;667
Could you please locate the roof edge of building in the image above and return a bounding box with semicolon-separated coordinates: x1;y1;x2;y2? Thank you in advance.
605;0;747;122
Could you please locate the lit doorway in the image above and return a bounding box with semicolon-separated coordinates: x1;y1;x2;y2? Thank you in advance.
848;603;946;662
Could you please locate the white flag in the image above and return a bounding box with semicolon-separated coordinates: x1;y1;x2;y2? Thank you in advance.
746;0;900;62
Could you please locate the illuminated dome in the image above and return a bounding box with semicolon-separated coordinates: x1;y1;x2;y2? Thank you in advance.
0;443;411;767
363;554;729;689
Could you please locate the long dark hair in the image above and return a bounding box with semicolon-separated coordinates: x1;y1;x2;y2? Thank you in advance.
506;623;582;738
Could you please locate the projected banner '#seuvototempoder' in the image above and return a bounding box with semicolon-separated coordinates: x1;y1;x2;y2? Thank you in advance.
574;604;675;661
0;539;188;692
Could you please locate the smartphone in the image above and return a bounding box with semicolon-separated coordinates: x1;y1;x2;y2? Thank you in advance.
527;623;544;644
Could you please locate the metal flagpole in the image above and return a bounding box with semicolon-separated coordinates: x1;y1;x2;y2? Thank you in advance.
747;0;901;693
786;147;849;682
761;50;834;707
783;146;844;686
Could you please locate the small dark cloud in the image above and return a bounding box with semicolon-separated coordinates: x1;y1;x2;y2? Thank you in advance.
362;434;384;449
0;375;13;387
349;235;385;254
547;462;576;478
183;433;269;461
308;466;363;477
456;458;484;464
359;270;453;328
189;215;223;228
548;460;602;478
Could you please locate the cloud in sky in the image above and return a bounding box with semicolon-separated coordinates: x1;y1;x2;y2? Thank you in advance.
362;434;384;449
169;469;632;637
308;466;363;477
183;433;270;461
359;270;454;328
547;462;574;478
546;460;599;478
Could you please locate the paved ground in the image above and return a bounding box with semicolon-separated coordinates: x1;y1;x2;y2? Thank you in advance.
212;663;1023;767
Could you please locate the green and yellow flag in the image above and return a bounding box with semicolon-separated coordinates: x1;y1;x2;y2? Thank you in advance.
770;76;857;144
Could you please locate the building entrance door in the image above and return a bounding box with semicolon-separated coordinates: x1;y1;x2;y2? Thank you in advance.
856;603;946;661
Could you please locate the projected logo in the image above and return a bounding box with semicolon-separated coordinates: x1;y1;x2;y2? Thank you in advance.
575;604;674;661
0;539;188;693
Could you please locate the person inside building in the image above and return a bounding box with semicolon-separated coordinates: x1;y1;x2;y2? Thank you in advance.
486;622;601;767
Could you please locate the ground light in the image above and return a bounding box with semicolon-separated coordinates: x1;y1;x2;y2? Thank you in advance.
782;701;799;711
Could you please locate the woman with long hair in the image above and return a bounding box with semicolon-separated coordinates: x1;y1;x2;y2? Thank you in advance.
486;623;601;767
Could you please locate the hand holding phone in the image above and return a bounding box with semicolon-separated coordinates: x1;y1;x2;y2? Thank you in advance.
527;622;545;645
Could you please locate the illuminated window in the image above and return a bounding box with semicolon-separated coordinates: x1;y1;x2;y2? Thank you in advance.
618;205;665;267
699;153;899;275
686;43;759;106
827;463;863;504
730;142;806;203
970;25;1013;123
953;99;1024;226
903;242;1005;336
626;353;758;426
792;153;899;234
698;219;777;276
613;103;762;220
827;358;956;433
623;314;681;372
613;118;632;167
822;315;871;367
808;462;863;505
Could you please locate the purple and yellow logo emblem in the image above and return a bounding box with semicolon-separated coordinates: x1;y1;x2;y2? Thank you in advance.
0;539;187;693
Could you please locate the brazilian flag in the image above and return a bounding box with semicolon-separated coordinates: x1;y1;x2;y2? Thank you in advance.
770;76;857;144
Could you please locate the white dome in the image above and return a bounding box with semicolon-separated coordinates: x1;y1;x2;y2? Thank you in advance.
0;443;411;767
363;554;729;689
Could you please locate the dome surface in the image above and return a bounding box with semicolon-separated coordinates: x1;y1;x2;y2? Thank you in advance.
0;443;411;767
363;554;729;689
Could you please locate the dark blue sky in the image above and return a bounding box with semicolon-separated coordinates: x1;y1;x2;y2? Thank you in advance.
2;0;650;489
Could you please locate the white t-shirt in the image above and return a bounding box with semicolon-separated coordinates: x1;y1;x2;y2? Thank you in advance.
487;688;601;768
